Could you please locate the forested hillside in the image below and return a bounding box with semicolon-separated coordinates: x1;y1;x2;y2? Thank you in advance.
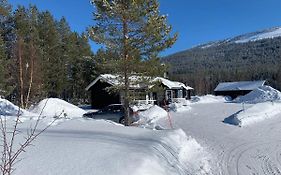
163;27;281;95
0;2;97;106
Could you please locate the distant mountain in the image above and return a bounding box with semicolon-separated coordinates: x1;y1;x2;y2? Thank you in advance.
198;27;281;48
163;27;281;95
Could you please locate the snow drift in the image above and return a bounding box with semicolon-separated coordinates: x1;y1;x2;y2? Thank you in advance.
134;105;168;129
234;85;281;104
191;95;227;104
224;102;281;126
0;98;34;116
29;98;86;119
14;119;211;175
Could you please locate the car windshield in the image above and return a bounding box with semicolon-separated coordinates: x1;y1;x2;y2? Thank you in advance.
99;105;122;113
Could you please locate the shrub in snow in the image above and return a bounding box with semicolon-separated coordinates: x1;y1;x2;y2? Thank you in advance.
234;85;281;104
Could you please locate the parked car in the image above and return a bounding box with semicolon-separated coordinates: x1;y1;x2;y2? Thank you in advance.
83;104;134;124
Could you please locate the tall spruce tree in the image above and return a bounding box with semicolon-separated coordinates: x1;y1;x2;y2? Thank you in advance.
89;0;177;125
38;11;64;98
0;34;6;96
0;1;95;105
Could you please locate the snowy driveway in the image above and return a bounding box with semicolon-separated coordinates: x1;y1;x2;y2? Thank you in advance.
168;102;281;175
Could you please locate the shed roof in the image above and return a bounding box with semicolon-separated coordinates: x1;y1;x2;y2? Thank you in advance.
214;80;266;92
85;74;193;91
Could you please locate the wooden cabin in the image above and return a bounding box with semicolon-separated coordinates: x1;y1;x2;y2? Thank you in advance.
85;74;193;108
214;80;266;99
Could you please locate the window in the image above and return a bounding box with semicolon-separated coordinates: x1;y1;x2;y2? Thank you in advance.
177;90;183;98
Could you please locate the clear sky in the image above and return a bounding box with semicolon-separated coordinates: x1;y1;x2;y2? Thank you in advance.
7;0;281;56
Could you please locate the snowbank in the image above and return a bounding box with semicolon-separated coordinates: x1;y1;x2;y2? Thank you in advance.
161;129;211;174
234;85;281;104
224;102;281;126
14;119;211;175
134;105;168;129
191;95;227;104
0;98;34;117
29;98;86;119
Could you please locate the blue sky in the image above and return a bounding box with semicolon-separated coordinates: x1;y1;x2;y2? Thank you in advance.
8;0;281;56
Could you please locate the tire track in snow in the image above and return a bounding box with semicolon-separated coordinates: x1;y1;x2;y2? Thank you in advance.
262;156;281;175
217;141;281;175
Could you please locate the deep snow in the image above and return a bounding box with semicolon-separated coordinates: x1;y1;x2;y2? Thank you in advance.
156;101;281;175
28;98;86;125
191;94;227;104
0;98;35;116
224;102;281;127
134;105;168;129
234;85;281;104
11;119;211;175
0;98;212;175
29;98;86;118
3;94;281;174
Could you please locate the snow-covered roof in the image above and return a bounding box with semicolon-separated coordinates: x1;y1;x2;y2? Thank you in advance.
153;77;193;90
214;80;266;92
85;74;148;90
86;74;193;91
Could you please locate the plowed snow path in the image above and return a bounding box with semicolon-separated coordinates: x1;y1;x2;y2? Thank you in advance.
167;103;281;175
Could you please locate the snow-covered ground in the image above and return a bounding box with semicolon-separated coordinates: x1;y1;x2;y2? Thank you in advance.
3;91;281;174
155;100;281;175
0;98;211;175
191;95;227;104
7;119;211;175
224;102;281;126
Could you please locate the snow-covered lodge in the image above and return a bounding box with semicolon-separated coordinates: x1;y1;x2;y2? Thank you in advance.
86;74;193;108
214;80;266;99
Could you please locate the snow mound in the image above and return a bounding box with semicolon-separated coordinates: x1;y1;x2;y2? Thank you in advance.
192;95;227;104
224;102;281;126
14;118;212;175
161;129;211;174
234;86;281;104
134;105;168;129
0;98;34;116
29;98;86;119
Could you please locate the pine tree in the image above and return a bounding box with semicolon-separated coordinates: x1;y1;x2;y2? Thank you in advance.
0;0;11;17
0;34;7;96
13;6;43;107
89;0;177;125
37;11;65;98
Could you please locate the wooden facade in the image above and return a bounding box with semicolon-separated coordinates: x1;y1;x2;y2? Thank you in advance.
86;75;193;109
214;80;266;100
214;90;252;99
89;80;120;109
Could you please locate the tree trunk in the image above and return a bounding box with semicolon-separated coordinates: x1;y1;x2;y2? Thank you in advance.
25;42;34;108
18;37;24;108
122;13;131;126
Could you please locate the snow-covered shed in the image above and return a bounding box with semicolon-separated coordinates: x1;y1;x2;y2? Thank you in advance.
214;80;266;99
86;74;193;108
